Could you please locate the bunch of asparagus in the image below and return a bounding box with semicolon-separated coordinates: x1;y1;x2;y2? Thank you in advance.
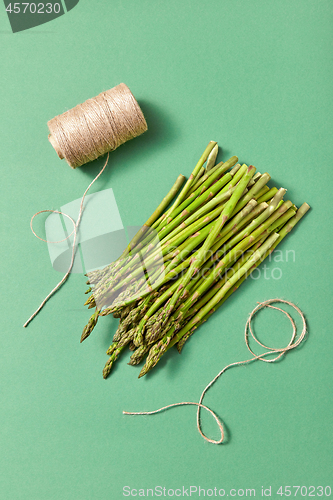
82;141;310;378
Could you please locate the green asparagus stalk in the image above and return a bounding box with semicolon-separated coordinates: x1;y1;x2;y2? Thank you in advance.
103;344;127;379
232;173;271;214
80;308;100;342
257;187;278;204
141;190;237;264
120;174;186;259
267;208;296;233
122;165;236;269
191;166;205;186
205;143;219;171
128;345;151;365
229;163;241;176
155;169;236;238
187;160;222;196
214;188;287;254
144;186;238;258
161;141;217;221
168;155;238;215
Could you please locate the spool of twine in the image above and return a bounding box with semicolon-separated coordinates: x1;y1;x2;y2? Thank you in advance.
47;83;148;169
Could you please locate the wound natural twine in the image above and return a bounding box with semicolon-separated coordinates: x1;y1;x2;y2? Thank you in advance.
24;84;147;326
123;299;307;445
48;83;147;168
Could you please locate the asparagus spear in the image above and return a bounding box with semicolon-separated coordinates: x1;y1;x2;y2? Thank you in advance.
161;141;217;222
192;166;205;186
257;187;278;204
162;198;258;276
128;345;151;365
143;186;238;256
103;344;127;379
120;174;186;259
205;143;219;171
232;173;271;214
80;308;100;342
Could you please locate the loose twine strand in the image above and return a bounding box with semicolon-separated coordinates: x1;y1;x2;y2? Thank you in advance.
24;84;147;326
123;299;307;445
23;154;109;328
47;83;147;169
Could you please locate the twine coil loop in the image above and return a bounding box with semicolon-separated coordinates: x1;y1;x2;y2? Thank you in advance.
48;83;147;169
123;299;307;445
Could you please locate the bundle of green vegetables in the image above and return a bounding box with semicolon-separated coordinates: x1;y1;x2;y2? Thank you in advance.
82;141;309;378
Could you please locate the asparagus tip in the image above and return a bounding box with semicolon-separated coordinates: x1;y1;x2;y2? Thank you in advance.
84;296;94;306
138;366;149;378
103;362;113;379
80;331;90;343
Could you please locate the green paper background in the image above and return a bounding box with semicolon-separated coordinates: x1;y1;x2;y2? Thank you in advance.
1;1;332;499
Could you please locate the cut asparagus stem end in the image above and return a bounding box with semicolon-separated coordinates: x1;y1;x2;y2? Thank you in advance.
206;143;219;171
